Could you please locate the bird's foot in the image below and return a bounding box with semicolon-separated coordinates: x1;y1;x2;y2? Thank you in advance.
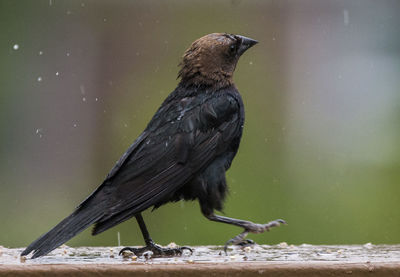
224;219;287;254
237;239;255;247
119;241;192;258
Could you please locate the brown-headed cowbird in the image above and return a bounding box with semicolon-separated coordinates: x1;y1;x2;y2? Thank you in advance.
21;33;285;259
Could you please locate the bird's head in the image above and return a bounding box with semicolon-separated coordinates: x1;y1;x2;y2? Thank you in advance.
178;33;258;89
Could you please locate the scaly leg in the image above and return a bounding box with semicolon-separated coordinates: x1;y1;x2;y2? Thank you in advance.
204;213;286;253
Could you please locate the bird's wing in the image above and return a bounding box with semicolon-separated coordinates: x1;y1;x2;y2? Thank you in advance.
90;90;242;233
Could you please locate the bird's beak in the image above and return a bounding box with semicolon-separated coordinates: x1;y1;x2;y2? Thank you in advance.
236;35;258;56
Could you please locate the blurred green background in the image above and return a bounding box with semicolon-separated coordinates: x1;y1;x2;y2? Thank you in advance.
1;0;399;248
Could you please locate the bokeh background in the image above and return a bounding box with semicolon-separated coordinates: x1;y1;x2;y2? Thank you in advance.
1;0;399;248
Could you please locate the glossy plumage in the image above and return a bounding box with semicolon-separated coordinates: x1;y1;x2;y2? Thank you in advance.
91;84;244;234
22;33;284;259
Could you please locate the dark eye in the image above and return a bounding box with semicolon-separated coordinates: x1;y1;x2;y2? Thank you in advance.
229;44;236;52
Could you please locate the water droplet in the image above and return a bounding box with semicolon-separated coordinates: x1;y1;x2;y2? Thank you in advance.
55;71;60;76
103;18;107;22
95;97;98;101
37;76;42;82
249;61;253;65
39;51;43;55
81;2;85;7
82;97;86;102
272;37;276;41
73;123;77;128
35;128;43;138
13;44;19;50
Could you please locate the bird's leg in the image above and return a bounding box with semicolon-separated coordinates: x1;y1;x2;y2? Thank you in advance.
119;213;192;258
203;213;286;253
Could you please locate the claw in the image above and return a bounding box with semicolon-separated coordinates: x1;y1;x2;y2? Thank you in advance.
237;239;255;246
119;243;193;258
119;247;136;256
179;246;193;254
224;218;287;254
263;219;287;231
224;230;249;254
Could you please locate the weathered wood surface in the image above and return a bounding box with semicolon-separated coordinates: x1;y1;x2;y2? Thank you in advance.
1;244;400;276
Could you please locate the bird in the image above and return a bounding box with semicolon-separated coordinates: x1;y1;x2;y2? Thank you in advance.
21;33;286;259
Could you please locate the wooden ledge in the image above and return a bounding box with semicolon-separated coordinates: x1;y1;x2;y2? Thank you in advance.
2;262;400;277
1;244;400;276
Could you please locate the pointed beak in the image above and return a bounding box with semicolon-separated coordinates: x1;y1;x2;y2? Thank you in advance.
236;35;258;56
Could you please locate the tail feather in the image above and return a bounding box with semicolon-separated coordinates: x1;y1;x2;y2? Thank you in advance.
21;204;104;259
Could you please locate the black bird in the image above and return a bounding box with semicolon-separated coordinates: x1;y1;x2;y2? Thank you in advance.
21;33;285;259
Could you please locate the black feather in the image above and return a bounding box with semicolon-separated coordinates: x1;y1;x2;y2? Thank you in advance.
21;32;252;258
21;197;105;258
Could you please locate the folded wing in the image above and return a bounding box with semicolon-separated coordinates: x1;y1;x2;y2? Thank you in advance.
91;90;242;234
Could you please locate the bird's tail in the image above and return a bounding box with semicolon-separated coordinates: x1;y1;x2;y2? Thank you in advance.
21;201;104;259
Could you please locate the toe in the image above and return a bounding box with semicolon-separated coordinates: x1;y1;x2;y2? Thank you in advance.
277;219;287;224
119;247;133;256
238;239;255;246
179;246;193;254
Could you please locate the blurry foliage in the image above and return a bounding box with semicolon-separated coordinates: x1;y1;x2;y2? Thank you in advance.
0;0;399;247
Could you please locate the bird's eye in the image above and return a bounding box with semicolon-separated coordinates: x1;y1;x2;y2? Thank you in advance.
229;44;236;53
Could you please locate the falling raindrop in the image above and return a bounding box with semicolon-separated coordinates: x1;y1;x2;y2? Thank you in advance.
55;72;60;76
13;44;19;50
39;51;43;55
80;85;85;95
37;76;42;82
343;9;349;26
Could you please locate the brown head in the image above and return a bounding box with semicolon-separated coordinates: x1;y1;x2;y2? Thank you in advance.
178;33;258;89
